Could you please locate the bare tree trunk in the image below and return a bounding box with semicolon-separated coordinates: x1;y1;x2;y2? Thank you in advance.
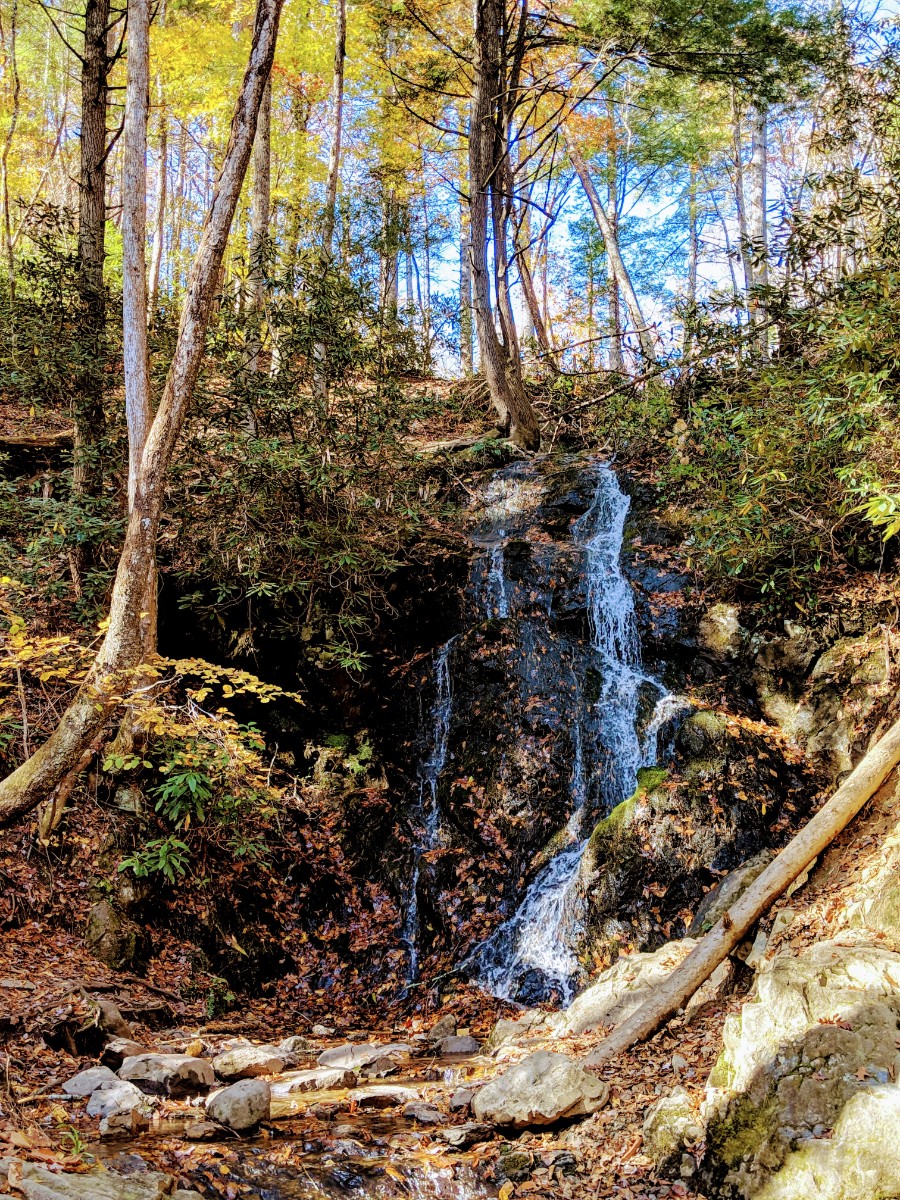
730;90;754;343
73;0;112;498
171;121;188;291
312;0;346;406
684;162;699;361
0;0;284;829
469;0;540;449
123;0;152;511
584;717;900;1068
562;124;658;364
148;102;168;318
748;103;768;359
321;0;345;255
605;119;624;371
0;0;20;297
460;191;474;377
248;72;271;378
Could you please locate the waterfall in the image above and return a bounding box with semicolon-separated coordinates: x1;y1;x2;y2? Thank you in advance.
403;459;685;1001
468;464;671;1004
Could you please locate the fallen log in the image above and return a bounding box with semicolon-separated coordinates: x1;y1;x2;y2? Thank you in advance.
0;428;74;448
584;715;900;1067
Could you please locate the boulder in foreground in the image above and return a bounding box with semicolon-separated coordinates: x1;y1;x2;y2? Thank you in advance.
206;1079;271;1131
472;1051;609;1128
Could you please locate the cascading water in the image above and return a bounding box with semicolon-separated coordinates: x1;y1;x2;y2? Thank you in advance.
404;458;686;1001
468;463;674;1002
402;639;455;979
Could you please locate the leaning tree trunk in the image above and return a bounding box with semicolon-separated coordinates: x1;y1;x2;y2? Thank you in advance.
563;124;658;365
0;0;284;829
73;0;112;498
747;103;769;360
148;102;168;320
584;717;900;1067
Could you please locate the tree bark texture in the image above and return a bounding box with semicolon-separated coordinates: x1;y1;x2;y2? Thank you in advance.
0;0;284;829
148;102;168;317
468;0;540;449
248;72;271;374
73;0;112;496
123;0;152;510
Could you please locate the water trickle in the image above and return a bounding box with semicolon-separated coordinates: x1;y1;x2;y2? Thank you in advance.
403;639;455;979
467;464;666;1002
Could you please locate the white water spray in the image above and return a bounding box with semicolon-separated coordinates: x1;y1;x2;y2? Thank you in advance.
468;464;676;1003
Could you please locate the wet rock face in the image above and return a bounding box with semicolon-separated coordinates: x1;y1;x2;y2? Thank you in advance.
409;460;638;971
575;711;817;968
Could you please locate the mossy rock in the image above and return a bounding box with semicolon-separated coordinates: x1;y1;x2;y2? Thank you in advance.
676;710;729;757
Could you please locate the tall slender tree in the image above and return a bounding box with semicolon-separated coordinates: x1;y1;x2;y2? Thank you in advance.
0;0;284;827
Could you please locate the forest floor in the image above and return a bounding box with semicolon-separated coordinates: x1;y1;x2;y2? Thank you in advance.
0;910;732;1199
3;728;897;1199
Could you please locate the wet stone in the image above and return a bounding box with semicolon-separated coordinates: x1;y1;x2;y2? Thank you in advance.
440;1122;494;1149
438;1035;480;1055
402;1101;447;1124
346;1084;419;1110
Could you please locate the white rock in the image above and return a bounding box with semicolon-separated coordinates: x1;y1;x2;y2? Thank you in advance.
702;941;900;1198
206;1079;271;1131
211;1044;286;1080
0;1158;174;1198
555;941;696;1035
270;1067;356;1097
62;1065;118;1097
438;1035;480;1055
86;1079;153;1119
317;1042;410;1071
472;1051;609;1128
346;1084;419;1109
118;1053;215;1096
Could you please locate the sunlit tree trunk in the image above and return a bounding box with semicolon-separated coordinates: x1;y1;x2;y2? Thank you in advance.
313;0;346;404
748;104;769;359
321;0;345;255
0;0;284;829
0;0;20;297
469;0;540;448
562;124;658;365
148;103;168;319
248;73;271;380
730;90;754;349
685;162;699;361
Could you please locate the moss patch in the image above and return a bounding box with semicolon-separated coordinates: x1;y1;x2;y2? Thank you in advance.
706;1089;779;1170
